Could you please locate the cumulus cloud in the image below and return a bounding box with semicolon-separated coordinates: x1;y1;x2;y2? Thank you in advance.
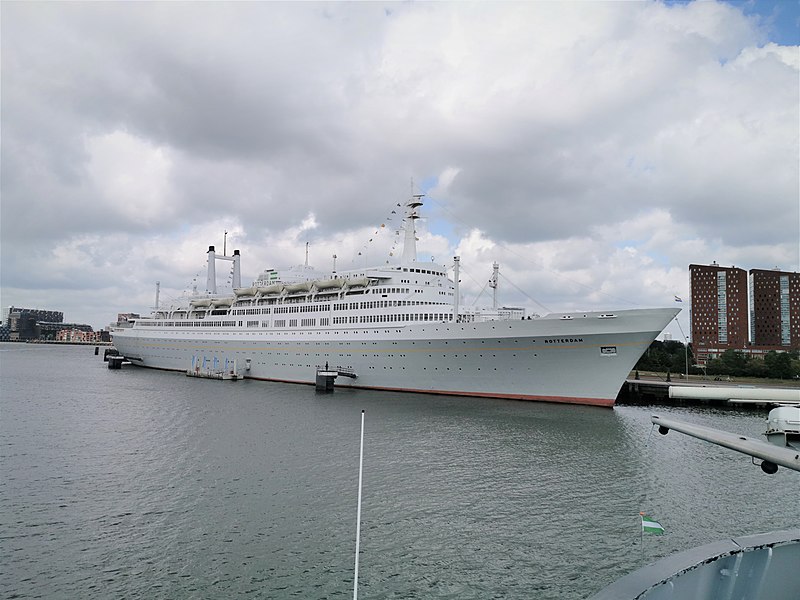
1;0;797;334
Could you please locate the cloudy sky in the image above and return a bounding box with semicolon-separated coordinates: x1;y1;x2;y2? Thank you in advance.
2;1;798;340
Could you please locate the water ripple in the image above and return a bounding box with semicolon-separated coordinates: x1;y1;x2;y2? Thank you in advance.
1;344;798;599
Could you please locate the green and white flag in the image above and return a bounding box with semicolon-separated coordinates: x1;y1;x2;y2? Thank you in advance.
640;515;664;535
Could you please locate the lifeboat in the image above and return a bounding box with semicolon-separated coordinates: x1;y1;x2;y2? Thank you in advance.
211;297;234;308
234;286;258;297
284;282;312;293
257;284;284;295
315;278;345;290
347;277;370;288
190;298;212;308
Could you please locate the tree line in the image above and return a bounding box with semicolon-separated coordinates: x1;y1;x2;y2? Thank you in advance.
633;340;800;380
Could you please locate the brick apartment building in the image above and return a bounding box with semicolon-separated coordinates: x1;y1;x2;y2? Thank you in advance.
690;264;800;364
55;329;105;343
689;263;749;362
750;268;800;348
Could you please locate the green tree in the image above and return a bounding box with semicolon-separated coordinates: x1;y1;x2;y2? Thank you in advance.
634;340;692;373
764;351;794;379
720;349;749;375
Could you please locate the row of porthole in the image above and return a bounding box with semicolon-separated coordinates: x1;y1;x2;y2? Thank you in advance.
142;346;533;359
141;323;504;337
159;350;534;360
140;350;534;369
149;337;528;349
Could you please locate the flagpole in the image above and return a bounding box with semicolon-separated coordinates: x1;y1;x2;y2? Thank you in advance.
639;512;644;564
353;410;365;600
639;512;665;563
673;303;689;380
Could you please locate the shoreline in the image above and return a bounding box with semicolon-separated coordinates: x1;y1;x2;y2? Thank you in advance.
0;339;113;347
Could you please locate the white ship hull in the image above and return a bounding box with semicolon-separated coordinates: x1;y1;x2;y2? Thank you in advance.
111;307;678;407
112;193;678;406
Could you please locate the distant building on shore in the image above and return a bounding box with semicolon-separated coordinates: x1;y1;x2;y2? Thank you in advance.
56;329;106;343
749;268;800;348
689;263;749;352
0;306;109;342
689;264;800;364
0;307;65;341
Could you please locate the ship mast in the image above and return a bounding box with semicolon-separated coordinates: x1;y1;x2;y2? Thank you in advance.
401;192;424;263
489;262;499;310
453;256;460;322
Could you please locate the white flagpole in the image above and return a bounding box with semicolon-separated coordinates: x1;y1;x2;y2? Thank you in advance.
353;410;365;600
639;512;644;563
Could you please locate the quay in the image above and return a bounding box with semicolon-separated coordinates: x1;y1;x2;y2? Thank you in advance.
618;373;800;407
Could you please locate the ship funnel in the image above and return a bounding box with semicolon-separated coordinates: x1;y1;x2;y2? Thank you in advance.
206;246;217;294
232;250;241;289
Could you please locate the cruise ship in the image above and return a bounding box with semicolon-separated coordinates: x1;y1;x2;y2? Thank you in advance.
111;194;679;406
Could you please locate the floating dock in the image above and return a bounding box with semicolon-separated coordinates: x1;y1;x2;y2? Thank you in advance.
186;367;239;381
107;355;131;369
186;356;240;381
315;365;357;392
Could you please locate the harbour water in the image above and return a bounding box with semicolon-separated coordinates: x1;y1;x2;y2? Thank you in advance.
2;343;798;599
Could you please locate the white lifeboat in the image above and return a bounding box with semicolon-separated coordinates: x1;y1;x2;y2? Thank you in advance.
257;284;284;295
347;277;370;288
284;282;312;294
315;278;345;290
234;286;258;297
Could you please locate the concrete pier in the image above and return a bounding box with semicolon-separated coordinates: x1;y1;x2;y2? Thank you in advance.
618;376;800;407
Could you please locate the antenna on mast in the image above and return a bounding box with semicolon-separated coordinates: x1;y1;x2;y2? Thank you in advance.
223;230;228;256
305;242;309;267
402;181;424;264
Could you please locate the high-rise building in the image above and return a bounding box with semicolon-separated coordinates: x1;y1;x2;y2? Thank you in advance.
689;263;748;362
749;268;800;349
4;306;64;341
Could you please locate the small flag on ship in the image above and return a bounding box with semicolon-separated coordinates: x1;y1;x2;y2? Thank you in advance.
640;514;665;535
